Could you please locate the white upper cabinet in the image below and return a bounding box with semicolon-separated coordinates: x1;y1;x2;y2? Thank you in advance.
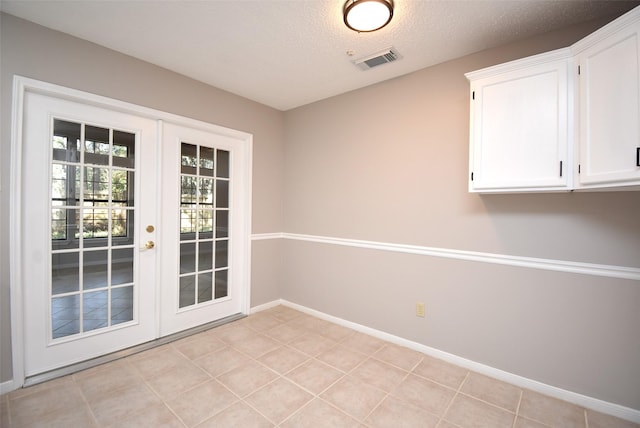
466;6;640;193
466;50;571;193
573;10;640;189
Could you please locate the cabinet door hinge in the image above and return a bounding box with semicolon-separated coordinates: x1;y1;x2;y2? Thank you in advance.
560;161;563;177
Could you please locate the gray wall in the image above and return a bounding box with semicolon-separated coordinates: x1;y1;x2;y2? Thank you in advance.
0;13;285;383
282;17;640;410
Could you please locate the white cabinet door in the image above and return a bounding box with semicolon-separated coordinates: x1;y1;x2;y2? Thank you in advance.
576;16;640;188
467;50;571;193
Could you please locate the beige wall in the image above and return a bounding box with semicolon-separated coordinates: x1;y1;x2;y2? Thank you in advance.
282;17;640;410
0;13;285;383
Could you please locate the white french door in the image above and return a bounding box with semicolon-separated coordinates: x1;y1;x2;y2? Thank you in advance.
16;81;251;379
21;91;159;376
159;122;247;336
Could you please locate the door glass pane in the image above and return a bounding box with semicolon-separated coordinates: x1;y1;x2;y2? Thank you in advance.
179;141;231;309
83;290;108;332
52;252;79;294
84;126;110;166
84;250;108;290
52;295;80;339
112;248;134;285
215;270;228;299
111;286;134;325
180;243;196;273
50;118;137;340
198;241;213;271
198;273;213;303
216;149;230;178
215;240;228;269
216;210;228;239
216;180;229;208
179;276;196;308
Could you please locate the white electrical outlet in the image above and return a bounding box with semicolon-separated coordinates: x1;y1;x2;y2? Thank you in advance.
416;302;425;317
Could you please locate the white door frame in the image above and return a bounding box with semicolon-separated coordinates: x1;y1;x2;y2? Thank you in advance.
9;75;253;389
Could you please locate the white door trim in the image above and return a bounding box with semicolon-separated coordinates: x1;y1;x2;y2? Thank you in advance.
9;75;253;389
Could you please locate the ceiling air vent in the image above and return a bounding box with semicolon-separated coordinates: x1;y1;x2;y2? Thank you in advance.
353;47;402;70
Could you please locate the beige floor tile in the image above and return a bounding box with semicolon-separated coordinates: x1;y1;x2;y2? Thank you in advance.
106;402;184;428
296;314;331;333
350;358;408;392
391;373;456;417
514;416;551;428
288;332;337;357
195;401;274;427
460;372;522;412
88;383;163;427
365;396;439;428
129;346;189;379
518;390;586;428
172;332;226;360
165;379;238;427
8;384;86;427
340;332;387;355
194;346;250;377
280;398;360;428
211;323;256;345
1;397;9;428
75;360;143;403
321;375;387;421
268;306;305;322
374;344;424;371
586;409;640;428
231;333;280;357
285;359;344;394
263;322;307;343
146;359;211;400
245;377;314;424
240;312;283;332
318;322;355;342
8;376;74;400
257;345;310;374
437;420;463;428
216;360;279;398
443;394;515;428
316;344;369;373
412;355;468;389
16;406;98;428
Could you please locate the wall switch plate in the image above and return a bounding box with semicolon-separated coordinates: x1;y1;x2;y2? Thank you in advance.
416;302;425;317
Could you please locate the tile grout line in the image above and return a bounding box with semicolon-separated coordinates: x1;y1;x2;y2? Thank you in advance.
511;389;523;428
436;370;470;428
72;375;104;428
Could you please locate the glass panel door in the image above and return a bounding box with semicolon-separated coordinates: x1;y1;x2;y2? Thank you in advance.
22;91;158;376
159;122;246;336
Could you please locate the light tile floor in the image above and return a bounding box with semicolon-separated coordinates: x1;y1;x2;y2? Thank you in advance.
1;305;638;428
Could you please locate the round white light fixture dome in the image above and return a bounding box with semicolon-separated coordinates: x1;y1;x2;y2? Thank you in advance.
344;0;394;33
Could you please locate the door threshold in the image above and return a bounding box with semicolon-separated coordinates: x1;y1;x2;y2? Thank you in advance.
22;312;247;388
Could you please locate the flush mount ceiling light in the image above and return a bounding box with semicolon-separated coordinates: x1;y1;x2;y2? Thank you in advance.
344;0;394;32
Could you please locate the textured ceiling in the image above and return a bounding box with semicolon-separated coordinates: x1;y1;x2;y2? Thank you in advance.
2;1;639;110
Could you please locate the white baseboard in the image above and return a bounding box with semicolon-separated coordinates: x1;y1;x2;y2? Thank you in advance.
0;379;16;395
252;299;640;424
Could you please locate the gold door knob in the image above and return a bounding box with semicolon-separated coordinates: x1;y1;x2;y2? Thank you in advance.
143;241;155;250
